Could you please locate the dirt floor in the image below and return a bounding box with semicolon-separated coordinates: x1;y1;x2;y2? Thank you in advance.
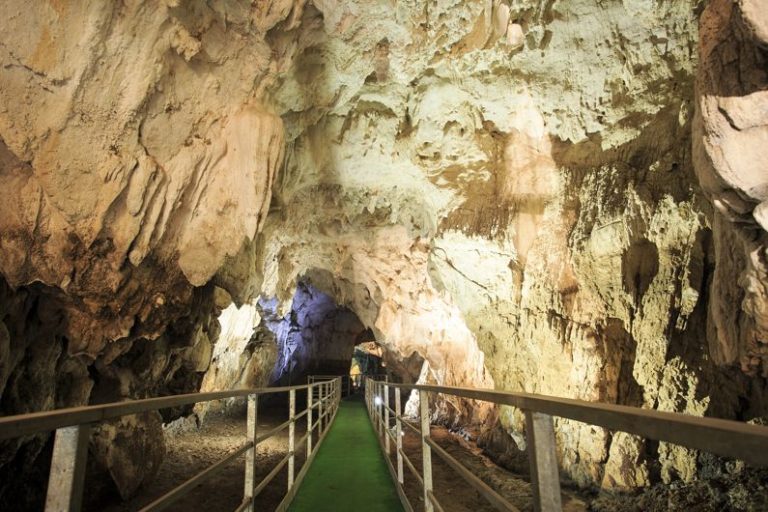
87;404;311;512
388;421;587;512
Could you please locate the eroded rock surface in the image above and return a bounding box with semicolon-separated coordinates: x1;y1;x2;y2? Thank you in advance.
0;0;304;505
256;0;768;490
694;0;768;376
261;282;369;385
1;0;768;506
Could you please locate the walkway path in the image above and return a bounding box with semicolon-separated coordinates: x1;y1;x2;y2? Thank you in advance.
289;399;403;512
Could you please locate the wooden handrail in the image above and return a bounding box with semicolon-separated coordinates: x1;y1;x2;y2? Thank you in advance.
365;377;768;512
0;383;315;441
377;382;768;467
0;376;343;512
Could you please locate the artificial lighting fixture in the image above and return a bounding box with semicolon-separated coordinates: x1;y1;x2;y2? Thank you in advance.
374;396;383;406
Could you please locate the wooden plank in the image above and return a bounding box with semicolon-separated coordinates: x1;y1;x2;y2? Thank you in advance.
399;416;421;435
525;411;562;512
420;389;434;512
376;382;768;467
45;424;90;512
253;452;290;498
234;498;251;512
307;382;313;455
319;382;325;436
385;384;391;455
255;418;292;445
293;408;309;422
426;437;519;512
399;447;424;488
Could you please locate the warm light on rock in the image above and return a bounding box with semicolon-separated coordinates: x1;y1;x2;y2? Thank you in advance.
0;0;767;509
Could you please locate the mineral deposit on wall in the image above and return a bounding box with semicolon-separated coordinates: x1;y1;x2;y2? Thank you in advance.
1;0;767;504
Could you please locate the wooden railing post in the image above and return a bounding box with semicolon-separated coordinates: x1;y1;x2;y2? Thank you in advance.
384;383;391;455
288;388;296;490
323;381;328;432
420;389;433;512
45;424;90;512
525;411;562;512
377;382;383;436
243;394;258;511
395;387;404;484
366;378;371;417
307;383;313;455
318;382;324;435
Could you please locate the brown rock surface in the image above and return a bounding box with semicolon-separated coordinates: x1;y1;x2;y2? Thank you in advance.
694;0;768;376
1;0;767;506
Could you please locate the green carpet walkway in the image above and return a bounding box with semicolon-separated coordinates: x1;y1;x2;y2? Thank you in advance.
289;399;404;512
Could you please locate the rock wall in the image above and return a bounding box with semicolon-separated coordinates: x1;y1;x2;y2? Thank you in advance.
1;0;767;502
260;282;369;386
0;0;305;504
256;0;768;490
694;0;768;377
195;291;278;418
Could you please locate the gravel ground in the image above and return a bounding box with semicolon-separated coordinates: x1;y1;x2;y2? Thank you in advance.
88;406;309;512
389;422;588;512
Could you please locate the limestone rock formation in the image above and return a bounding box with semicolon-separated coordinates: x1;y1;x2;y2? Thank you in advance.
194;295;277;418
694;0;768;377
256;0;768;490
0;0;302;505
0;0;287;358
261;282;369;386
1;0;768;506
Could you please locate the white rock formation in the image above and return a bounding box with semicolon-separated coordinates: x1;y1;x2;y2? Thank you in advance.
0;0;767;503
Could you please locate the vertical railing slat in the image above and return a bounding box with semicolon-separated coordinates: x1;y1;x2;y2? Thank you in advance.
384;383;391;455
525;411;562;512
319;382;324;436
288;388;296;489
420;389;434;512
307;383;313;455
243;394;258;511
395;386;404;484
45;424;90;512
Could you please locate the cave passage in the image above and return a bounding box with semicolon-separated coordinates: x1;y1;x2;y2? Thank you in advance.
349;341;387;391
261;281;379;389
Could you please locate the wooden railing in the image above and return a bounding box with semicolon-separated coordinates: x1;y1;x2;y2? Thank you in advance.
364;378;768;512
0;377;342;512
309;374;354;397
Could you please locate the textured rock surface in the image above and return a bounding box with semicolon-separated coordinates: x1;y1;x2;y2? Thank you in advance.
257;0;768;490
196;294;278;418
694;0;768;376
261;282;369;385
0;0;287;357
0;0;300;505
1;0;768;505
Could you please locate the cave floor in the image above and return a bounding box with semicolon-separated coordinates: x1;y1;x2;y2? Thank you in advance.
288;399;403;512
90;406;304;512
